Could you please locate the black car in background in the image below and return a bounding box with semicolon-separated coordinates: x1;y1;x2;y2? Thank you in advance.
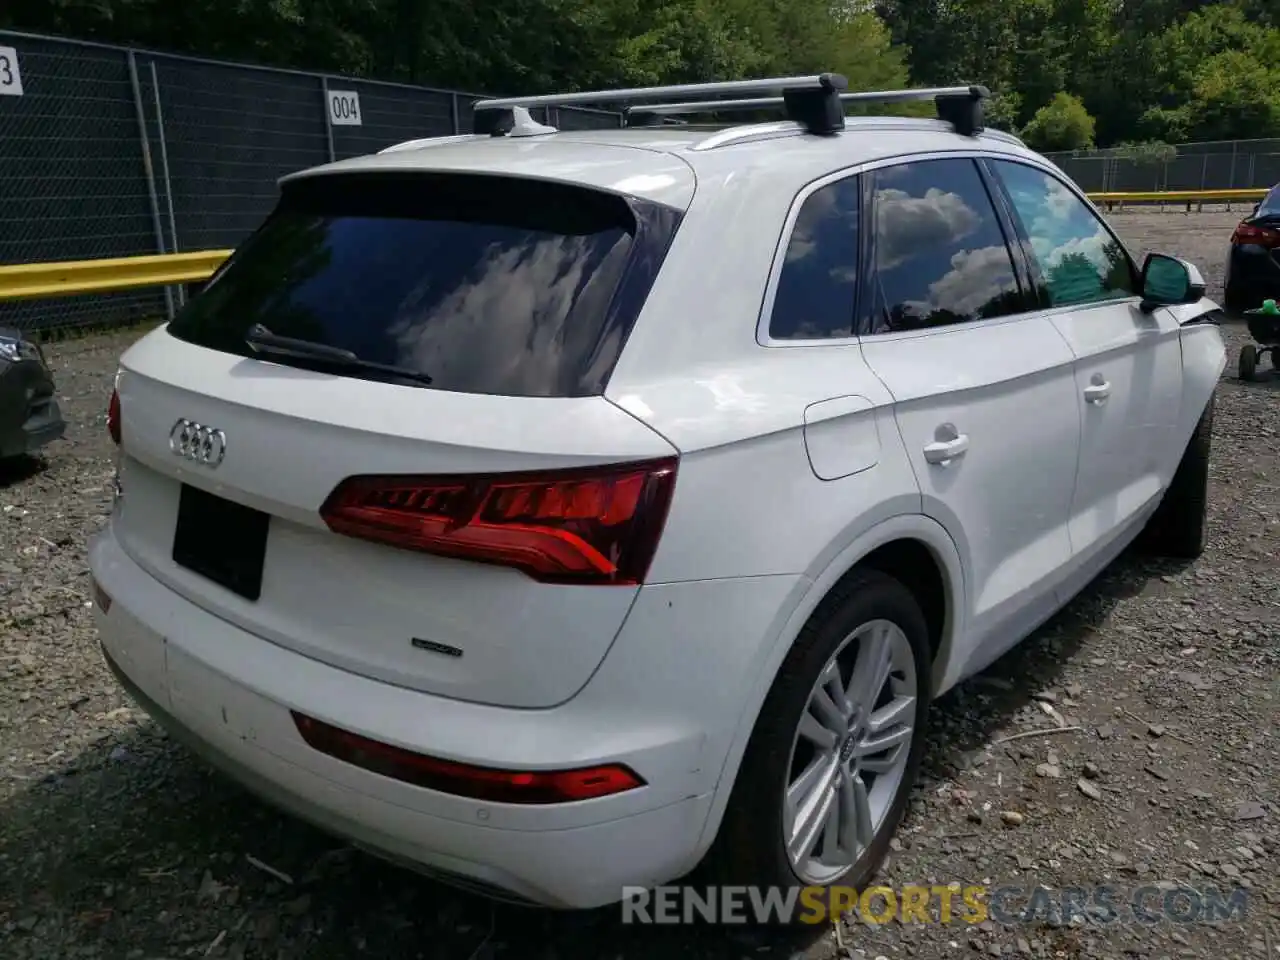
1224;183;1280;314
0;328;65;460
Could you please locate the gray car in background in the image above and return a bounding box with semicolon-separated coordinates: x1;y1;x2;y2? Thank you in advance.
0;328;66;460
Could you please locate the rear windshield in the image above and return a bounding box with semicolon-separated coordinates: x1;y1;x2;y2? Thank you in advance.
1259;186;1280;218
167;172;677;397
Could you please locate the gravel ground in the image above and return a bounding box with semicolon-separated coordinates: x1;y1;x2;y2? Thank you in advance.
1;209;1276;960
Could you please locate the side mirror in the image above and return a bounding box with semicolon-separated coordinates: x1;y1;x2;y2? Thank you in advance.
1140;253;1206;312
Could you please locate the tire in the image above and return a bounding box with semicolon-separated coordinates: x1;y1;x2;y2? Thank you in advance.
1223;284;1248;317
1142;392;1213;560
1239;344;1257;381
706;568;932;923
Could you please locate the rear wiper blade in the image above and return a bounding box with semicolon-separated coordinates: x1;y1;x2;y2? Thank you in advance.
245;324;433;385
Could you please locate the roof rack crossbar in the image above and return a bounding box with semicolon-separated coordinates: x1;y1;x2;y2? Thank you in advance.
474;74;845;111
632;85;986;112
845;85;987;105
474;73;849;136
630;96;792;115
625;85;990;136
471;77;991;138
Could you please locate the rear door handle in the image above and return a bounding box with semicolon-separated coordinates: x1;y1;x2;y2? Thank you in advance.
923;434;969;465
1084;380;1111;404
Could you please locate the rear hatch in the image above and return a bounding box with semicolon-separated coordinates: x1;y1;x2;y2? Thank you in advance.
1243;186;1280;269
111;167;684;709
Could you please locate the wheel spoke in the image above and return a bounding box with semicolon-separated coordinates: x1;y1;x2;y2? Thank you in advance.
867;694;915;734
833;768;861;867
787;753;835;819
855;723;913;758
788;767;837;862
821;778;843;858
798;710;838;751
851;772;874;849
861;754;901;775
820;659;854;719
810;686;847;736
846;625;892;716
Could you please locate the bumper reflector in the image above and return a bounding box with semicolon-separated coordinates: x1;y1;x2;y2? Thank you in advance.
91;578;112;614
291;711;645;804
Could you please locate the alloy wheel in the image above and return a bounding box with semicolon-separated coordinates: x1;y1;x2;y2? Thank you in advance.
782;618;918;885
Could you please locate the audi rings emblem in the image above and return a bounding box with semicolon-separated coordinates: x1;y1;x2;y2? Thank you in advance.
169;419;227;467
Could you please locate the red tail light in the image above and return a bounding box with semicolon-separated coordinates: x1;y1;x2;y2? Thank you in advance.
1231;222;1280;248
291;712;644;803
107;388;121;445
319;457;678;585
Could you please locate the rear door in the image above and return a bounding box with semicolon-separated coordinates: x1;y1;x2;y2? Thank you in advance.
111;166;685;709
855;156;1082;669
985;158;1183;569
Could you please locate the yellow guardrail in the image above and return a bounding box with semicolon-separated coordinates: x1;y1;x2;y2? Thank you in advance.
1088;188;1267;204
0;185;1270;302
0;250;232;302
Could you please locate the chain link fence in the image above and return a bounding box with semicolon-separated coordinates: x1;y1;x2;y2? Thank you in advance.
1044;139;1280;195
0;30;621;333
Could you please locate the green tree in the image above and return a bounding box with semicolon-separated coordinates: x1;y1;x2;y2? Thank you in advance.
1182;52;1280;140
1134;6;1280;141
1128;3;1280;141
4;0;1279;146
1022;92;1096;151
1112;141;1178;166
875;0;1109;129
0;0;910;96
1147;4;1273;100
1068;0;1274;144
875;0;1023;100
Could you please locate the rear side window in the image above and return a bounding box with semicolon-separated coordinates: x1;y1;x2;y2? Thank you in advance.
167;173;680;398
768;176;860;340
864;158;1023;333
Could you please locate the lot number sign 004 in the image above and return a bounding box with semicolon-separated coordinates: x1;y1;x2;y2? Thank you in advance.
329;89;362;126
0;46;24;97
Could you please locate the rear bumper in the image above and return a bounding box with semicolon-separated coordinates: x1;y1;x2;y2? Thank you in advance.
89;526;796;908
1224;245;1280;312
98;638;702;907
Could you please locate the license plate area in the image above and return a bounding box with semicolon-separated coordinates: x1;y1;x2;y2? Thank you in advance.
172;484;269;601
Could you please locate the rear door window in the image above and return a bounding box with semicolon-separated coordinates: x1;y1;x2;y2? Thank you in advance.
863;157;1024;333
167;172;680;398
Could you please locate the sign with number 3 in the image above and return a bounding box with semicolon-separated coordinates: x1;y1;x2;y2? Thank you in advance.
0;46;24;97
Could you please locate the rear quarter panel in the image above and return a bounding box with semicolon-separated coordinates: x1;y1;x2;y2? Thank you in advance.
617;347;924;584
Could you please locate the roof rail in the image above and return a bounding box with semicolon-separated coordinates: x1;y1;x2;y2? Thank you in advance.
979;128;1026;147
473;74;849;136
626;85;990;137
690;121;810;151
378;133;483;154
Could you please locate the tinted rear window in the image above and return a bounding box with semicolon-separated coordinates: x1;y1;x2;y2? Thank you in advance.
167;172;677;397
1260;186;1280;217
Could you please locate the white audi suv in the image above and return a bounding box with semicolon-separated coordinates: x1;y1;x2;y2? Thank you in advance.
89;76;1226;911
